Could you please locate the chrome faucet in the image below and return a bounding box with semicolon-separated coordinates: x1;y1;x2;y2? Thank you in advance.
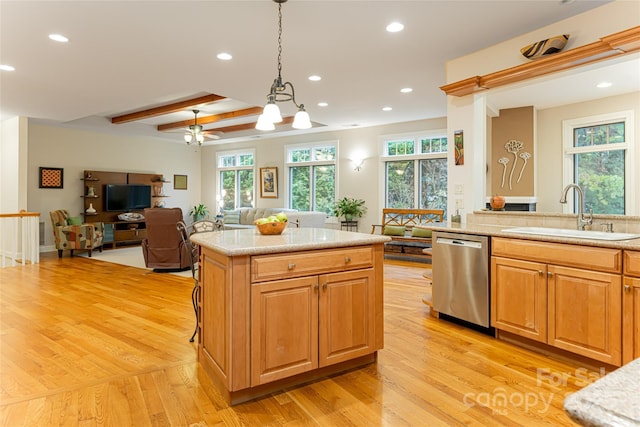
560;183;593;230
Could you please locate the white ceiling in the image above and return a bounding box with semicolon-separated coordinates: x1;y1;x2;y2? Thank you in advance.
0;0;620;145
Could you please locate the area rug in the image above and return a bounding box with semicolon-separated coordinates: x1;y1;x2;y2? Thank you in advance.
78;246;192;278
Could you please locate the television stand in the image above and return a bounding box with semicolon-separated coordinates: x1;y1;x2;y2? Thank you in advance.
104;220;147;249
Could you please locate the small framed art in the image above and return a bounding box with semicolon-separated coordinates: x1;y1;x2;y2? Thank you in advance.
260;167;278;198
39;167;64;189
174;174;188;190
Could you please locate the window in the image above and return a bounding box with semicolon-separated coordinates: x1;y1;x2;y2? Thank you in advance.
217;151;255;210
382;133;448;215
563;111;635;215
286;142;336;214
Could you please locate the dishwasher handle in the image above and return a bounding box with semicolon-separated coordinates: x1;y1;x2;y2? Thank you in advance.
436;237;483;249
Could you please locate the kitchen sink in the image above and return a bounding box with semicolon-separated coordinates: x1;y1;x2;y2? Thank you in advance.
502;226;640;241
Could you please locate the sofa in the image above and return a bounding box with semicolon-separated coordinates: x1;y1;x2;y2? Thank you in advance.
222;208;326;230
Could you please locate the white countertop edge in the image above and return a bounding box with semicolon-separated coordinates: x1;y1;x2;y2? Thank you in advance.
417;223;640;250
190;227;392;256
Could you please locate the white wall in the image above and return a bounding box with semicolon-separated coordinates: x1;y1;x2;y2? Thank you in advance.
202;117;447;232
1;116;28;213
27;123;201;248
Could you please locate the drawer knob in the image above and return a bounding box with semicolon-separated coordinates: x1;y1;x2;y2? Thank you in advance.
288;263;296;270
345;257;352;263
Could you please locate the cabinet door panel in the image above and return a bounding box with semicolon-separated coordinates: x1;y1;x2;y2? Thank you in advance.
548;266;621;366
251;277;319;386
623;277;640;364
491;257;547;342
319;269;375;367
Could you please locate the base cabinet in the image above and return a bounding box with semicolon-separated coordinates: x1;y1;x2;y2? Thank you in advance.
623;250;640;364
491;237;623;366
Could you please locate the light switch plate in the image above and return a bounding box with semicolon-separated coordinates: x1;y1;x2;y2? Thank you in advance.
454;184;464;195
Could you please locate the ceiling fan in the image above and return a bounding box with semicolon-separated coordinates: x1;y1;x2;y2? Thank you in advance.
183;109;220;145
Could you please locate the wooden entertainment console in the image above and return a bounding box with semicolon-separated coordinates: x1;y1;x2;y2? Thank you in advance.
82;170;168;248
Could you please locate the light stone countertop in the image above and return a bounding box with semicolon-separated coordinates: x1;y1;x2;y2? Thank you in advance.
563;358;640;427
190;227;391;256
415;222;640;250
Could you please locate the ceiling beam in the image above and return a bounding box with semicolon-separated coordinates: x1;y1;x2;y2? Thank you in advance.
111;94;226;124
157;107;264;131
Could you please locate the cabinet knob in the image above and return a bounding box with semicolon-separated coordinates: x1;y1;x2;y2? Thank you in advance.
314;284;319;291
625;285;631;293
547;271;553;278
538;270;543;276
322;283;327;291
345;257;351;263
288;263;296;270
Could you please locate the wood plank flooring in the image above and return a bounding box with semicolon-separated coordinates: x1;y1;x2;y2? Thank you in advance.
0;253;598;426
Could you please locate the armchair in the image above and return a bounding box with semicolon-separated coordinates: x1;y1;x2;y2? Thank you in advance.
141;208;191;271
49;210;104;258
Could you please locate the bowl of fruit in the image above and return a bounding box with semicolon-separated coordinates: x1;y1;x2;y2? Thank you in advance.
254;212;288;235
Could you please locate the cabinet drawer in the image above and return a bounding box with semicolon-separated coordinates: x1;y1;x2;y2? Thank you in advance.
251;246;373;282
624;251;640;277
492;237;621;273
115;229;146;241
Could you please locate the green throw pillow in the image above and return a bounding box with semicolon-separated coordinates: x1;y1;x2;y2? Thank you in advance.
67;216;83;225
383;225;406;236
223;210;240;224
411;227;432;238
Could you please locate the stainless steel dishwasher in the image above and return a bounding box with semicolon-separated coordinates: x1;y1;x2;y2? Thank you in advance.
432;231;490;328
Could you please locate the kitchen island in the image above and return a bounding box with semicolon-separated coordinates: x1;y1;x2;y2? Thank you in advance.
190;227;390;405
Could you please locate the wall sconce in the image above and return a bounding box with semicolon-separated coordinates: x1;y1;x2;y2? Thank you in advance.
352;158;364;172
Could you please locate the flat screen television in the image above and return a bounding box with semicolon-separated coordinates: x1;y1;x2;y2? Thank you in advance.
105;184;152;212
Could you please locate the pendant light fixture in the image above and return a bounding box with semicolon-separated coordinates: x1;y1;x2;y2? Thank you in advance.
184;109;205;145
256;0;312;131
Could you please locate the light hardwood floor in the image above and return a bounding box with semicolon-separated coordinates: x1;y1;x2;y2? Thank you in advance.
0;252;595;426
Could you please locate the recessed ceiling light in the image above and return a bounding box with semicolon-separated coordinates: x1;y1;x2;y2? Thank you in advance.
49;34;69;43
217;52;232;60
308;75;321;81
382;107;392;111
400;87;413;93
386;22;404;33
596;81;613;88
317;102;328;107
0;64;16;71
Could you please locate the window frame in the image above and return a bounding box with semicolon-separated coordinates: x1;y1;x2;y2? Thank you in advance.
562;110;635;215
380;130;448;210
216;149;256;210
284;141;338;212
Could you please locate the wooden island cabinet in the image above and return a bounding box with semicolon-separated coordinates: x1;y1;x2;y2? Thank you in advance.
190;228;389;405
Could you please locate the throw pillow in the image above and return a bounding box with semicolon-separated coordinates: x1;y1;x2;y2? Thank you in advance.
411;227;432;238
383;225;406;236
223;210;240;224
67;216;83;225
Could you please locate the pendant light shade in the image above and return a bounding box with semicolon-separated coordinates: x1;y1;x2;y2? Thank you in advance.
256;0;311;131
292;107;311;130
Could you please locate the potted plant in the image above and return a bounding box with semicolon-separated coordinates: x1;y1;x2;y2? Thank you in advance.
333;197;367;222
189;203;209;222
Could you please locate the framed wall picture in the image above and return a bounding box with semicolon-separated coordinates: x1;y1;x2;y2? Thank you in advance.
39;167;64;189
260;167;278;198
454;130;464;166
174;174;187;190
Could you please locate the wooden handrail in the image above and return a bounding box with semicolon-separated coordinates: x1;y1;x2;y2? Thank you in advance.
441;26;640;97
0;210;40;218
